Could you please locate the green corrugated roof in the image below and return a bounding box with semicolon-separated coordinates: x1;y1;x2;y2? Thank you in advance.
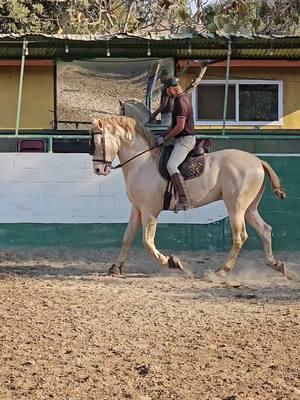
0;33;300;59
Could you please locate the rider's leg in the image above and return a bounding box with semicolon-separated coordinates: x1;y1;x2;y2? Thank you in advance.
167;136;196;211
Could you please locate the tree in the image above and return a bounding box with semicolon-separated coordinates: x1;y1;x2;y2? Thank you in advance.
0;0;299;35
202;0;300;35
0;0;192;34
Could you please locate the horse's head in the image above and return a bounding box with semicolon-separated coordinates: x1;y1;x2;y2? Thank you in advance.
89;118;119;176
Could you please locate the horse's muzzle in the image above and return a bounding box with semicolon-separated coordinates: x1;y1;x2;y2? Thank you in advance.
94;162;112;176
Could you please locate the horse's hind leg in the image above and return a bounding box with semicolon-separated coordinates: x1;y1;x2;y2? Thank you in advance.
141;210;184;271
109;206;141;275
216;211;248;276
245;208;291;278
244;181;293;279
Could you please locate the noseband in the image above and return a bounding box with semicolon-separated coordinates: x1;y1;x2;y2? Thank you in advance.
89;132;112;166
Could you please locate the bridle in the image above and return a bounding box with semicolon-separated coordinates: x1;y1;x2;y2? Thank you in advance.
90;132;112;166
90;130;158;170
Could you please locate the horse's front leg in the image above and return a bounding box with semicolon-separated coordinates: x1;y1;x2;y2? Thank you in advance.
141;210;184;271
109;206;141;275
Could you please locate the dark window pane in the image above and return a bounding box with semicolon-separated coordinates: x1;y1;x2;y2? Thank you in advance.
197;84;235;120
239;84;278;121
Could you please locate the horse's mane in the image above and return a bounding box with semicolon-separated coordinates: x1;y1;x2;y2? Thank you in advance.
101;115;156;149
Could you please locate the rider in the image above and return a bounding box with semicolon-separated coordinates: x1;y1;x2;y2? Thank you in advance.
150;69;173;126
156;76;196;211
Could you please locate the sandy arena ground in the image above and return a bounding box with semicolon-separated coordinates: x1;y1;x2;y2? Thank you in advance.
57;62;160;129
0;248;299;400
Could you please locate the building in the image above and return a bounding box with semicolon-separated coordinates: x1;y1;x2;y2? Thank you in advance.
0;33;299;250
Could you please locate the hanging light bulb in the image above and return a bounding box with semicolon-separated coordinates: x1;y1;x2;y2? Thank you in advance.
24;41;29;56
188;43;192;56
106;43;111;57
65;44;69;54
147;42;151;57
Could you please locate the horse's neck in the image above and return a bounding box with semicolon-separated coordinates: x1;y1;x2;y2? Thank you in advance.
118;135;156;180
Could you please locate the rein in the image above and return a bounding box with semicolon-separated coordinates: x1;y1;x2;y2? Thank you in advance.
93;144;159;169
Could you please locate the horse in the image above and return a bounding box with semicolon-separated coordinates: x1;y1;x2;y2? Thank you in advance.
90;115;292;279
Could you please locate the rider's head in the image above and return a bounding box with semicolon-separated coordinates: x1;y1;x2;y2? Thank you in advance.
165;76;182;98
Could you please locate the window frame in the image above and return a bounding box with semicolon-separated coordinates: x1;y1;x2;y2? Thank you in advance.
192;79;283;126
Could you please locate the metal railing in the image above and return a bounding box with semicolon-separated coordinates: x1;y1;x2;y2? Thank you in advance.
1;131;300;153
0;134;89;152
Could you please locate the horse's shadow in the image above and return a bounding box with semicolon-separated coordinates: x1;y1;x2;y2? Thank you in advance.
0;260;160;280
0;262;110;280
1;260;299;305
176;283;300;304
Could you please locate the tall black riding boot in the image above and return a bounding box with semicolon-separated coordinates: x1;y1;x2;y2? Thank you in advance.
170;172;192;211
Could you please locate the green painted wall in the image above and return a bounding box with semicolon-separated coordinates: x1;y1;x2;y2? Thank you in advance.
0;156;299;251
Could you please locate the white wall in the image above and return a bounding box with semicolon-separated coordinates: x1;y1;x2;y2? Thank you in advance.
0;153;227;224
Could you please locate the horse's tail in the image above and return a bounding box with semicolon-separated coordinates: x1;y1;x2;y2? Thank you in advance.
261;160;286;199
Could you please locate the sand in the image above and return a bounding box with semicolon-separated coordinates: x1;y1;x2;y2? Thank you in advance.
57;61;161;130
0;248;299;400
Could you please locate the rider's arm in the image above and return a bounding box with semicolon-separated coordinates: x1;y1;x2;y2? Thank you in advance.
164;117;185;140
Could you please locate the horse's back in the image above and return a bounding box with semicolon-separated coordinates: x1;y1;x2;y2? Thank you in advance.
208;148;262;170
204;149;264;193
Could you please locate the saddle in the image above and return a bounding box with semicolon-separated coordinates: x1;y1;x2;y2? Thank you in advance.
158;138;209;210
158;138;207;181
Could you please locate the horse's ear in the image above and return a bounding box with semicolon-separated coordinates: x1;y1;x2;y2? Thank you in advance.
92;118;103;130
119;100;124;107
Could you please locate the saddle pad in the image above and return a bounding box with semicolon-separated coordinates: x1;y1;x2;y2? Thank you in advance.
158;145;206;181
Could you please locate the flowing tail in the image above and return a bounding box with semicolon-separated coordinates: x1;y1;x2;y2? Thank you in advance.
261;160;286;199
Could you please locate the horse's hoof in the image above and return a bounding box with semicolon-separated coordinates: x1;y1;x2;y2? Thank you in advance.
285;271;297;281
168;255;184;271
215;269;227;278
270;261;296;280
284;268;297;281
108;264;122;276
274;260;286;275
276;261;296;280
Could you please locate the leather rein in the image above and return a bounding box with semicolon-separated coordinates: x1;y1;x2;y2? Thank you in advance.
90;132;158;170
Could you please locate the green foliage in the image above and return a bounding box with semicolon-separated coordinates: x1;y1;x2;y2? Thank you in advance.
0;0;53;33
0;0;299;35
204;0;300;35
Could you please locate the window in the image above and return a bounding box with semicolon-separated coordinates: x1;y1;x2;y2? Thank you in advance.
193;80;283;125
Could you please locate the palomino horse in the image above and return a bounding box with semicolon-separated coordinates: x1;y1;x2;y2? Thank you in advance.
90;115;291;278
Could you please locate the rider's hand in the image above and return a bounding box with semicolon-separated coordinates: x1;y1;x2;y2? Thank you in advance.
155;136;165;146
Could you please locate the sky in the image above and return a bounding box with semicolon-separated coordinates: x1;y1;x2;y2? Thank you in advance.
190;0;217;14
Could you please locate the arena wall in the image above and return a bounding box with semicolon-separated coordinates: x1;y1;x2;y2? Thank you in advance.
0;153;298;251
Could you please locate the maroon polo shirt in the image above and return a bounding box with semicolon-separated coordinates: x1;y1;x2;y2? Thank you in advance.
171;92;195;137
